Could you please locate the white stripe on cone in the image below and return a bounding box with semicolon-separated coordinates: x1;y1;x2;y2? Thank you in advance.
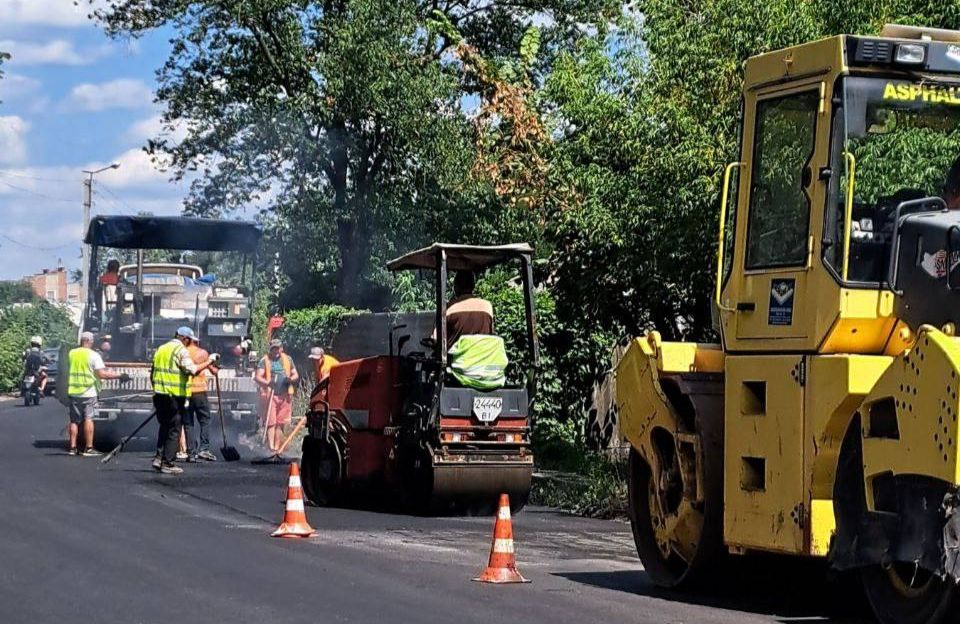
493;538;515;554
498;506;511;520
286;498;305;512
288;475;302;488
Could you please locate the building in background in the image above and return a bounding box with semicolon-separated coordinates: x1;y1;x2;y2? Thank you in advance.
24;267;82;323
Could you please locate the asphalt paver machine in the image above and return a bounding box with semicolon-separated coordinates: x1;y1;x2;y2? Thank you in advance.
62;215;262;436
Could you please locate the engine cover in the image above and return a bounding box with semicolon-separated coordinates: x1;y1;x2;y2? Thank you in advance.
893;209;960;329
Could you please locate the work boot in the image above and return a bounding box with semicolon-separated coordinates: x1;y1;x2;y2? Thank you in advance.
151;456;163;471
160;463;183;475
198;450;217;462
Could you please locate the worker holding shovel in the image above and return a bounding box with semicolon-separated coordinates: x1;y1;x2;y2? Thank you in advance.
254;339;299;453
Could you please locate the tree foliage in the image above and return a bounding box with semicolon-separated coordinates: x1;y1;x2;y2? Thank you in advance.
90;0;619;311
536;1;960;343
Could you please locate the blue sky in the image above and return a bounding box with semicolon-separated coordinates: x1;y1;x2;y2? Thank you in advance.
0;1;184;279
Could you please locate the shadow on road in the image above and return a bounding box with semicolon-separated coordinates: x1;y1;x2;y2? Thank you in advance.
555;555;873;623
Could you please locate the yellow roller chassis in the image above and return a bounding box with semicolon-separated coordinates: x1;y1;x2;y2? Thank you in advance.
617;332;725;587
617;24;960;624
833;326;960;578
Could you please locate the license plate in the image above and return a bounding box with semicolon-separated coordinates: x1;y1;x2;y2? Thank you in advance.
473;397;503;423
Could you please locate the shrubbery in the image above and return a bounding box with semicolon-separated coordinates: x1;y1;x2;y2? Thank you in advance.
0;301;77;391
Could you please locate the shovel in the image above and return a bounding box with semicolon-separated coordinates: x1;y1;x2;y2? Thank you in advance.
214;372;241;462
101;411;156;464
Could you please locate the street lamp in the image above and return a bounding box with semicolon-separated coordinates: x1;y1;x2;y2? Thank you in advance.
80;162;121;322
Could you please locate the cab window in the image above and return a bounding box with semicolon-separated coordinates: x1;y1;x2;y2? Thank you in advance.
745;91;820;269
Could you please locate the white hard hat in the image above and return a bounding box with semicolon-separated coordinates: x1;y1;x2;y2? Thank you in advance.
30;335;42;346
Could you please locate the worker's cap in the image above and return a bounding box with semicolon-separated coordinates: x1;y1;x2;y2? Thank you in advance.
176;326;196;339
80;331;95;342
308;346;325;360
269;338;283;349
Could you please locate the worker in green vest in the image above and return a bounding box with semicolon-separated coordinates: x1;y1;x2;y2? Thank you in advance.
151;327;220;474
67;331;130;456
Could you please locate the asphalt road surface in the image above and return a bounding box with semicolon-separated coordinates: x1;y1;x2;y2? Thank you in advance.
1;399;872;624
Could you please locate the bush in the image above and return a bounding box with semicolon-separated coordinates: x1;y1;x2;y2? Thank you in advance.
0;302;77;391
275;304;365;358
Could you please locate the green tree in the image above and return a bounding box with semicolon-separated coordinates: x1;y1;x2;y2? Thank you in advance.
89;0;618;310
537;2;960;341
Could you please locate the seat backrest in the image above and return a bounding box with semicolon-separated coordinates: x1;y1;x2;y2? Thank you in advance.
447;335;508;391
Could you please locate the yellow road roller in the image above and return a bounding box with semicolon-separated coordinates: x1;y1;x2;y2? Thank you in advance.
616;24;960;624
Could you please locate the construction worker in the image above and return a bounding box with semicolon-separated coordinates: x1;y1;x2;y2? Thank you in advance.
441;271;495;348
307;346;339;384
151;327;219;474
184;336;218;462
67;331;130;456
255;339;299;453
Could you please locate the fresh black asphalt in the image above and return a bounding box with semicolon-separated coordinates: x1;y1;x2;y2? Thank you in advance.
0;399;870;623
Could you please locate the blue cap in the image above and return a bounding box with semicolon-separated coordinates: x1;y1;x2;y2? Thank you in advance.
176;326;196;339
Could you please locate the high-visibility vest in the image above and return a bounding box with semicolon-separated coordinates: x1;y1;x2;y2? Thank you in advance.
67;347;99;397
261;353;295;395
152;339;191;397
448;335;508;391
187;344;210;394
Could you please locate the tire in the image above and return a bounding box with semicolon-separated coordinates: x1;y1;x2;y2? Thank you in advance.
835;417;959;624
628;448;721;588
23;394;30;407
861;564;957;624
300;436;343;506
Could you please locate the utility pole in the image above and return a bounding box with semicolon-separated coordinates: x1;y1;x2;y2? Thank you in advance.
79;163;121;318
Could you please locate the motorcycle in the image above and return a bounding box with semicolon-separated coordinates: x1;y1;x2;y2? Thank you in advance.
21;370;43;407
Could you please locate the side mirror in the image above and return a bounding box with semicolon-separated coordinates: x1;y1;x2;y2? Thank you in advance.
397;334;411;356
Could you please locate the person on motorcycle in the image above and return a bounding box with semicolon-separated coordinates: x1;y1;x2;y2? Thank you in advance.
22;336;46;404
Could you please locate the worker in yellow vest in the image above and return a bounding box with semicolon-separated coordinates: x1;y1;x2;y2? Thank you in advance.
66;331;130;456
151;327;219;474
254;338;299;453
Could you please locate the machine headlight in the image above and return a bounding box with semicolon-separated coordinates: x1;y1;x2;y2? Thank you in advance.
895;43;927;65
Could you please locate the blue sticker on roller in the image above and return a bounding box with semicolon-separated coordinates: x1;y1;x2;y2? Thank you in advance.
768;279;795;326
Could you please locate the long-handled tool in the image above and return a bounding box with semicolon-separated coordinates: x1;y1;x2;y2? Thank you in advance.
260;385;276;446
252;416;306;465
214;372;241;462
101;411;156;464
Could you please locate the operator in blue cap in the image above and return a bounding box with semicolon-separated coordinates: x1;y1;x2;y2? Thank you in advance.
150;327;220;474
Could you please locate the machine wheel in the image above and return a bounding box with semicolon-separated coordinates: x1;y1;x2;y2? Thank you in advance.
834;417;959;624
23;394;29;407
300;436;343;506
628;447;721;588
861;564;957;624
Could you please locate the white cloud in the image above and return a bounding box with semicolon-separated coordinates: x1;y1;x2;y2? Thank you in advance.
0;1;107;28
0;39;112;66
0;115;30;165
0;72;41;102
124;114;189;145
64;78;154;112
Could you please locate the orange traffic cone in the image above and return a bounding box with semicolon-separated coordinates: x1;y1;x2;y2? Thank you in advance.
473;493;530;583
271;462;316;538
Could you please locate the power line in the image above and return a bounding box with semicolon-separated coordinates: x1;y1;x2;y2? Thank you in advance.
0;233;77;252
94;181;139;216
0;179;75;203
0;168;71;183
